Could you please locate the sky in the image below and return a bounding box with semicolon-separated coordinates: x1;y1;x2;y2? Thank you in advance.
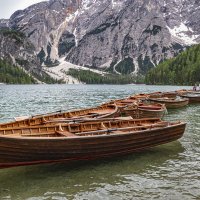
0;0;45;19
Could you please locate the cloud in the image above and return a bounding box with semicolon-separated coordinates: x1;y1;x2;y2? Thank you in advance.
0;0;46;19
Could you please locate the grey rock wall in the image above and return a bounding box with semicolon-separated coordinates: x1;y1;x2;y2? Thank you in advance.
1;0;200;75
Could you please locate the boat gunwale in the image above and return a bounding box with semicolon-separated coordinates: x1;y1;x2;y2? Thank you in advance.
0;103;120;128
125;103;166;112
179;94;200;98
0;118;161;130
30;103;118;119
137;107;166;112
148;98;189;104
0;122;186;140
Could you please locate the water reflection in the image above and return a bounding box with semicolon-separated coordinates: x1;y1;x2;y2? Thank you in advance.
0;142;184;200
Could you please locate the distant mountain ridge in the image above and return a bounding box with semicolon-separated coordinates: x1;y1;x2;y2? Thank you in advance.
0;0;200;83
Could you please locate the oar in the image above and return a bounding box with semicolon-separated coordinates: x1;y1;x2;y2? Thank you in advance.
42;116;135;124
42;116;162;125
41;113;110;124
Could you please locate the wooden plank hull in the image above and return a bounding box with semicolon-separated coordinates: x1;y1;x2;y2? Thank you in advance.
175;89;191;95
149;98;189;109
0;122;186;168
148;92;177;99
0;104;119;129
148;92;163;98
162;92;177;99
123;108;166;119
121;103;167;119
179;94;200;103
130;94;149;100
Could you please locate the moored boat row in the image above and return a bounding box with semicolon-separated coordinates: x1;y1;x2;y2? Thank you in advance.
1;88;198;169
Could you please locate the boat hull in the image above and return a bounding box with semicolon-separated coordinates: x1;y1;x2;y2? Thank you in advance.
0;104;119;129
148;92;177;99
0;123;186;168
162;92;177;99
149;98;189;109
179;95;200;103
122;108;166;119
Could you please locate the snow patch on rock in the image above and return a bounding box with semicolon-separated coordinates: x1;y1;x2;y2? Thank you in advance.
42;57;106;84
99;59;113;69
113;60;122;75
111;0;123;9
168;23;199;45
132;59;139;75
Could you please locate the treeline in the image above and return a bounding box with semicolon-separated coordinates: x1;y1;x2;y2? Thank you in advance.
0;29;26;44
115;57;135;75
145;44;200;85
67;68;143;84
0;59;36;84
31;71;65;84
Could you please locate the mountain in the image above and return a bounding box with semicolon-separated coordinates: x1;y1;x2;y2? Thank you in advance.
0;59;36;84
145;44;200;85
0;19;9;28
65;0;200;75
8;0;80;66
0;29;39;73
1;0;200;83
0;29;64;84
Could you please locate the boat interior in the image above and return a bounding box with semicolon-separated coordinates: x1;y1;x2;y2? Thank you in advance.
0;104;118;129
0;118;179;138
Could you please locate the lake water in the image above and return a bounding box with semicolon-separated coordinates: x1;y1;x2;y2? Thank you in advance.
0;84;200;200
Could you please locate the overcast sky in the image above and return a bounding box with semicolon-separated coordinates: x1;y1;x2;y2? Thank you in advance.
0;0;46;19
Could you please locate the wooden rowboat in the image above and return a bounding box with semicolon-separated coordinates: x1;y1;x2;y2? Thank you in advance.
148;92;163;98
121;103;167;119
149;91;177;99
107;99;166;119
108;94;147;109
148;92;177;98
179;93;200;103
175;89;189;95
175;89;196;96
148;97;189;109
0;104;119;129
162;92;177;99
130;93;149;100
108;98;139;111
0;118;186;168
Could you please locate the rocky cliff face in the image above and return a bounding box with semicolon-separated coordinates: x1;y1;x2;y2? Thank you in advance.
66;0;200;74
0;29;40;73
0;19;9;28
8;0;80;66
1;0;200;76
